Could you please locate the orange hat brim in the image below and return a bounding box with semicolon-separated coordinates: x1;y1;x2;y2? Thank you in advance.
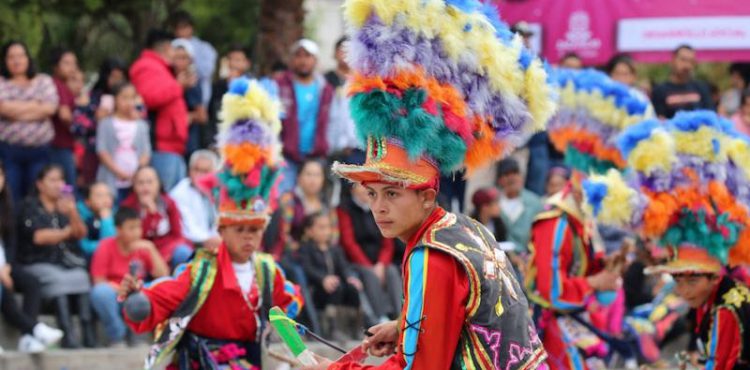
218;211;269;228
644;246;723;275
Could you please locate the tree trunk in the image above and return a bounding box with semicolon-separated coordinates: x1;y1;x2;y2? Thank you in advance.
255;0;305;75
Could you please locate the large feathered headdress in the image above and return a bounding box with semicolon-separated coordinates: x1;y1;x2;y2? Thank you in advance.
548;68;652;176
331;0;557;189
583;110;750;274
199;77;283;227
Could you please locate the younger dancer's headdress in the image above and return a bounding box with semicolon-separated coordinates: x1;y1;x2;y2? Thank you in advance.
548;68;652;176
199;77;283;227
583;110;750;274
332;0;557;189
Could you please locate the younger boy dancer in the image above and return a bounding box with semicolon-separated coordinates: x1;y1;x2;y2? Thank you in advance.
585;111;750;370
119;77;303;369
302;0;557;368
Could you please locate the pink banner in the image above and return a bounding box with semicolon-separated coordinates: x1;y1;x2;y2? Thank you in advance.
496;0;750;65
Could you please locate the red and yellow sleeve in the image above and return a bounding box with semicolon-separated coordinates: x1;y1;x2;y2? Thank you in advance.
123;266;192;334
330;248;469;370
705;307;742;370
527;216;592;311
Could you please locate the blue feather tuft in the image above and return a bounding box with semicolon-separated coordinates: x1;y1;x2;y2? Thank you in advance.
617;119;661;158
518;48;533;70
228;76;250;96
582;179;608;216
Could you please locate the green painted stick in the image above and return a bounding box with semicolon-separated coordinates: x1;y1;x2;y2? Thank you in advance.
269;306;318;365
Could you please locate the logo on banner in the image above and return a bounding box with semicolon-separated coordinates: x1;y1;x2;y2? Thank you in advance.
556;11;601;58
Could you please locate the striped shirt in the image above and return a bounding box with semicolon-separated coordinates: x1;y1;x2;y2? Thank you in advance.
0;74;58;146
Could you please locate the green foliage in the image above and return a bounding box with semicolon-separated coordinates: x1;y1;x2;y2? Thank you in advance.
0;0;260;72
182;0;261;55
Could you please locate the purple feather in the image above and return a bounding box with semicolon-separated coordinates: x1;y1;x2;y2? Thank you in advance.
349;15;534;144
222;119;273;147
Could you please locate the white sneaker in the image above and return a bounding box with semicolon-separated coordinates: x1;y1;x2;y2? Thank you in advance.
33;322;64;347
18;334;45;353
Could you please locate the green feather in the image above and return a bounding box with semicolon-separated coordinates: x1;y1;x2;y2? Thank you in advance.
350;88;470;173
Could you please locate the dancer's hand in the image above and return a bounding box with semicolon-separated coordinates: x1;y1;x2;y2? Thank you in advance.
586;269;621;291
299;353;333;369
118;273;143;300
363;320;399;357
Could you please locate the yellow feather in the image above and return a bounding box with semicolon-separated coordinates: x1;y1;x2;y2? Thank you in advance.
219;80;282;135
525;59;556;131
628;130;676;175
585;169;638;226
727;138;750;179
672;127;730;162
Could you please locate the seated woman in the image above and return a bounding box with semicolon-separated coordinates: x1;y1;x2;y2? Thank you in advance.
0;160;64;353
120;166;191;268
17;164;95;348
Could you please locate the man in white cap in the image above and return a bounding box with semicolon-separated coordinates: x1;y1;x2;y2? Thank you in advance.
274;39;336;193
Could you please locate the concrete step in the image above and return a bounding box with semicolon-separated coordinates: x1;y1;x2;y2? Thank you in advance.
0;341;381;370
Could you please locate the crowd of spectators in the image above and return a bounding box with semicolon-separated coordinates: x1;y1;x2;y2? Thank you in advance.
0;8;748;352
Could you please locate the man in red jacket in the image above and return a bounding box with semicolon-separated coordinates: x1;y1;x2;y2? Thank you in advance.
130;29;188;191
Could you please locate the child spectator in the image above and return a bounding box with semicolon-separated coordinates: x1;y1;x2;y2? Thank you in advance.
67;68;98;185
90;207;168;347
96;82;151;201
121;166;191;268
77;182;116;259
298;211;363;340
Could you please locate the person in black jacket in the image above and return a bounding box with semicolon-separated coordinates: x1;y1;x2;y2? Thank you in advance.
0;161;64;352
298;211;363;340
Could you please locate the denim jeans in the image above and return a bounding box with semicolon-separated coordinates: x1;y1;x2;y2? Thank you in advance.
0;142;51;203
150;151;186;192
90;283;126;342
50;147;77;188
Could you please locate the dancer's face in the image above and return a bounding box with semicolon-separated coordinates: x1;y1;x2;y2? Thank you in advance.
673;273;718;308
364;183;437;242
220;224;265;263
